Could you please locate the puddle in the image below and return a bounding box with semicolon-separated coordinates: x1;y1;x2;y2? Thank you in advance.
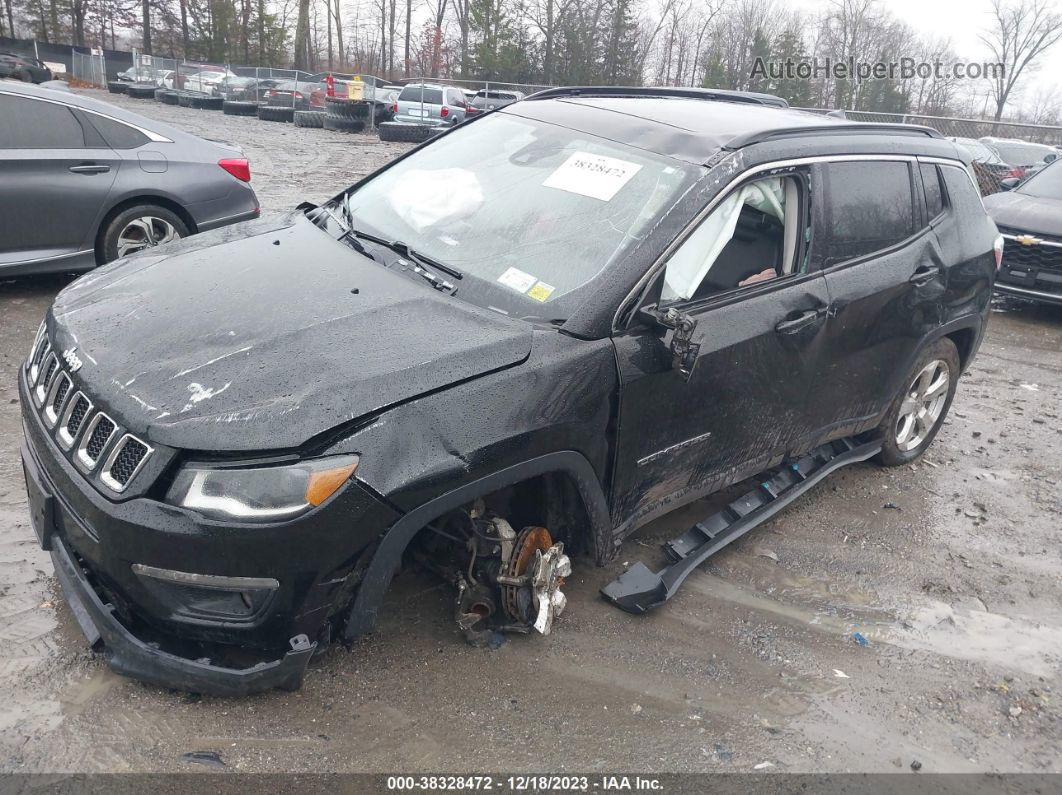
687;575;1062;678
884;601;1062;678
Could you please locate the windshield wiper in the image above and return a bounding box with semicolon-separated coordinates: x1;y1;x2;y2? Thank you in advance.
306;203;375;260
339;192;462;280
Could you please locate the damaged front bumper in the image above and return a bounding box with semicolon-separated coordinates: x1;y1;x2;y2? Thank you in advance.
49;531;316;696
18;365;400;695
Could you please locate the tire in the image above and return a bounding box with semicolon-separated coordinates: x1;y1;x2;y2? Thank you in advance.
154;88;174;101
324;97;368;120
874;337;960;466
294;110;325;128
378;122;438;143
107;81;128;94
191;95;224;110
100;205;189;264
258;105;294;122
323;115;365;133
223;100;259;116
126;83;157;99
177;92;197;108
159;90;180;105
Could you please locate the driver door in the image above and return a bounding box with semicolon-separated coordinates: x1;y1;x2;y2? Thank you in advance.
609;167;833;531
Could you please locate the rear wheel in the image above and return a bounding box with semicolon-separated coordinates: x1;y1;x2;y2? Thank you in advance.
875;337;960;466
100;205;188;264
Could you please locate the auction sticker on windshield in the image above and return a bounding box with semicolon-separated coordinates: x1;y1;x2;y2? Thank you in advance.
498;267;538;293
543;151;643;201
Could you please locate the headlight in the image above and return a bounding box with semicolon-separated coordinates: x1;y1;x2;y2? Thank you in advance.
166;455;359;522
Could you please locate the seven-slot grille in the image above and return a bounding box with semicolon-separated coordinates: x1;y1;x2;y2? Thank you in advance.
24;328;153;494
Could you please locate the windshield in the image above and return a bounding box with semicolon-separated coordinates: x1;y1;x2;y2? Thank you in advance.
339;112;700;321
1017;160;1062;200
989;141;1054;166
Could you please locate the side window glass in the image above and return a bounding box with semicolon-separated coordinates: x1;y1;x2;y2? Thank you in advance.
0;95;86;149
661;174;805;304
86;113;149;149
939;164;986;219
920;163;945;219
820;161;915;265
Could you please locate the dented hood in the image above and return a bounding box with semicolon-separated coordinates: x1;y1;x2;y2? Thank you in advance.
49;213;532;452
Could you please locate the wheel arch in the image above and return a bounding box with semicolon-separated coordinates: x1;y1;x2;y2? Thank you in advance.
94;195;198;265
342;451;612;639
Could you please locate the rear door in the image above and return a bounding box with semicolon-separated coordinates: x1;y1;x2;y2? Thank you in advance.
805;158;943;438
0;92;119;268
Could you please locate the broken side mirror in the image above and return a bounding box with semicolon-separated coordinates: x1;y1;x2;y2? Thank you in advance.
640;305;700;380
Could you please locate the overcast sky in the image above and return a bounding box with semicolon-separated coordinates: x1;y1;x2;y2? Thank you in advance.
790;0;1062;114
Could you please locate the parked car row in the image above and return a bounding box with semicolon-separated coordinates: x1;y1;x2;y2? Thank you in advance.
949;135;1060;195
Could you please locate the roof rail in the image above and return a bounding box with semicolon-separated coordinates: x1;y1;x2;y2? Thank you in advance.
526;86;789;108
726;122;943;148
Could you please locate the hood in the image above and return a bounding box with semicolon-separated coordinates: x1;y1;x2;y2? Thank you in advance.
49;213;532;452
982;190;1062;237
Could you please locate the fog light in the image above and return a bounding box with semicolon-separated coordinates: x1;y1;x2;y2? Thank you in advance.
132;564;278;623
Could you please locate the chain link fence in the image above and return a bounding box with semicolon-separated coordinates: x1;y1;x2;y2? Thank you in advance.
71;49;106;88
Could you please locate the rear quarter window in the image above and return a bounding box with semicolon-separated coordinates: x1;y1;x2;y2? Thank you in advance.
939;164;987;219
85;113;150;149
819;160;915;265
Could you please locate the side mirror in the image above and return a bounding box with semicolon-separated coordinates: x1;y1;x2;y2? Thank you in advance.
1044;153;1057;163
640;305;700;380
1000;177;1020;191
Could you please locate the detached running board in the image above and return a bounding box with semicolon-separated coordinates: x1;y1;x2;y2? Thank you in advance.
601;437;882;614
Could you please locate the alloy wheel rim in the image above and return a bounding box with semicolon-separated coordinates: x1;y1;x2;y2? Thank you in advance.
895;359;950;452
116;216;180;258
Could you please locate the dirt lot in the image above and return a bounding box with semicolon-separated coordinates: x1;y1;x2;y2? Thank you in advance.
0;89;1060;776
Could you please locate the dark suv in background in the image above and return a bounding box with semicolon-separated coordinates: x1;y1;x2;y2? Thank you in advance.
20;87;999;695
0;51;52;83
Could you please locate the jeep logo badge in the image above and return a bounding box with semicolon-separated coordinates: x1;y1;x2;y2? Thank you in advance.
62;347;83;373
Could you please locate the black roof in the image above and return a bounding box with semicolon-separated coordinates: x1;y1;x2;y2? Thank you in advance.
508;89;943;165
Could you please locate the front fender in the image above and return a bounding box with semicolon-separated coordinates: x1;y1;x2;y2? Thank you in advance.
343;450;611;638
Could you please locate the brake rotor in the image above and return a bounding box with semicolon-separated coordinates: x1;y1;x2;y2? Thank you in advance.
501;526;555;622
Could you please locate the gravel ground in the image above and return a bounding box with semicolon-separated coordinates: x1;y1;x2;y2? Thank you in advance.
0;89;1059;776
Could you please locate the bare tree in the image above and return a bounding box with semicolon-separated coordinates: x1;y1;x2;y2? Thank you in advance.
293;0;312;68
979;0;1062;120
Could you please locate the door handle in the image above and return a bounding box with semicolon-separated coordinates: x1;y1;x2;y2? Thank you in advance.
909;266;941;286
774;309;822;335
68;164;110;174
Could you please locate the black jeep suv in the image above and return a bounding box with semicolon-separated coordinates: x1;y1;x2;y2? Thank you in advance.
20;87;1000;695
